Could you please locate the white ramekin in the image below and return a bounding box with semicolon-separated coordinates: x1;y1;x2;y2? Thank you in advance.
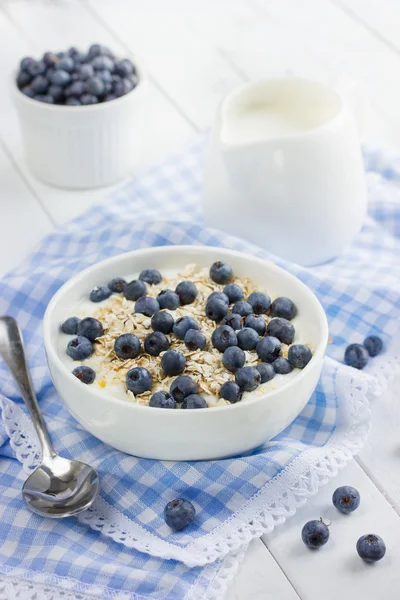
43;246;329;461
13;58;147;189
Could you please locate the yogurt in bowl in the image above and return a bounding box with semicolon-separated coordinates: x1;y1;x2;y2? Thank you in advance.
44;246;328;460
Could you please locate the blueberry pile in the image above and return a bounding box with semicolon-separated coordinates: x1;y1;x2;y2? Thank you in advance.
61;261;312;409
16;44;138;105
344;335;383;370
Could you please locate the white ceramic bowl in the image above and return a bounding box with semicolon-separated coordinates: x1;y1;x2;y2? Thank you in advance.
43;246;328;460
13;56;147;189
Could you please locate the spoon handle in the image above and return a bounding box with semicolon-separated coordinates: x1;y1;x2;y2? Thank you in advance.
0;316;56;459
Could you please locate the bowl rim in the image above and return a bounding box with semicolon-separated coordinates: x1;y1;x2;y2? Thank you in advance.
43;245;329;414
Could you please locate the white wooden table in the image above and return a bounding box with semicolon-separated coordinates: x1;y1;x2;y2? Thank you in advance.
1;1;400;598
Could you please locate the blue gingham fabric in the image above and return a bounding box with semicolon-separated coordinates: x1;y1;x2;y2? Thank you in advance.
0;137;399;599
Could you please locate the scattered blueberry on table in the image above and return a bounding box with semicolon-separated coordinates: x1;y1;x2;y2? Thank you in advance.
344;343;369;370
301;519;330;549
332;485;360;514
164;498;196;531
17;44;139;105
356;534;386;562
363;335;383;357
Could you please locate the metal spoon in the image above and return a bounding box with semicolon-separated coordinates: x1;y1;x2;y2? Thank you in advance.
0;316;100;518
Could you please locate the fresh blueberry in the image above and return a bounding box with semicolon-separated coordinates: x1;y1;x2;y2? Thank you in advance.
344;343;369;370
115;58;136;77
256;362;275;383
72;365;95;384
222;283;243;304
80;93;99;105
266;318;295;345
33;94;54;104
161;350;186;376
67;47;83;61
114;333;141;359
20;57;34;72
332;486;360;514
221;313;243;331
247;291;271;314
65;97;81;105
364;335;383;357
356;534;386;562
149;391;175;409
88;44;114;59
56;57;75;73
48;84;64;101
220;381;242;403
17;70;32;88
244;314;266;336
139;268;162;285
50;69;71;87
61;316;81;335
91;55;114;71
184;329;207;351
66;336;93;360
144;331;169;356
301;520;329;549
78;64;95;80
182;394;207;409
151;311;174;334
90;285;112;302
126;367;152;394
222;346;245;372
209;261;233;284
170;375;197;402
135;296;160;317
114;78;133;97
164;498;195;531
256;336;281;362
77;317;103;341
22;86;35;98
235;366;261;392
207;291;229;305
211;325;237;352
237;327;259;350
270;297;297;320
104;93;117;102
173;316;199;340
42;52;58;67
288;344;312;368
108;277;127;293
123;279;147;301
157;289;180;310
65;80;86;97
205;298;229;322
175;281;198;305
232;301;253;317
31;75;48;94
97;69;113;85
86;76;105;96
27;60;46;77
273;357;293;374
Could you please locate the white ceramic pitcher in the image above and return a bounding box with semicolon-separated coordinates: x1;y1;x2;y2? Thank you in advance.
203;78;367;266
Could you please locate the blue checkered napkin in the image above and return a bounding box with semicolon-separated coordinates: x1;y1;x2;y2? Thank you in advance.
0;138;399;598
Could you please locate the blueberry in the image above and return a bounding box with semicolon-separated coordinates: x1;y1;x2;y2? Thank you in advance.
77;317;103;341
31;75;48;94
223;283;244;304
161;350;186;376
135;296;160;317
220;381;242;403
256;362;275;383
222;346;245;372
182;394;207;409
211;325;237;352
126;367;152;394
151;311;174;334
344;343;369;370
207;291;229;305
86;76;105;96
205;298;229;322
221;313;243;331
97;69;113;85
22;86;35;98
50;70;71;86
115;58;136;77
108;277;127;293
270;297;297;320
33;94;54;104
20;57;34;72
123;279;147;301
164;498;195;531
17;70;32;88
114;78;134;97
237;327;259;351
66;336;93;360
42;52;58;67
88;44;114;59
364;335;383;357
149;391;175;409
332;486;360;514
65;80;86;97
256;336;281;362
157;289;180;310
244;314;266;336
173;316;199;340
356;534;386;562
65;97;81;106
209;261;232;284
247;291;271;314
266;318;295;345
48;84;64;101
184;329;207;351
139;268;162;285
67;47;83;61
89;285;112;302
104;93;117;102
56;57;75;72
80;93;98;105
175;281;198;305
114;333;141;359
56;52;66;59
170;375;197;402
78;64;95;80
61;316;80;335
72;365;96;384
272;357;293;374
235;367;261;392
27;60;46;77
288;344;312;368
91;55;114;71
144;331;169;356
232;301;253;317
301;520;329;549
